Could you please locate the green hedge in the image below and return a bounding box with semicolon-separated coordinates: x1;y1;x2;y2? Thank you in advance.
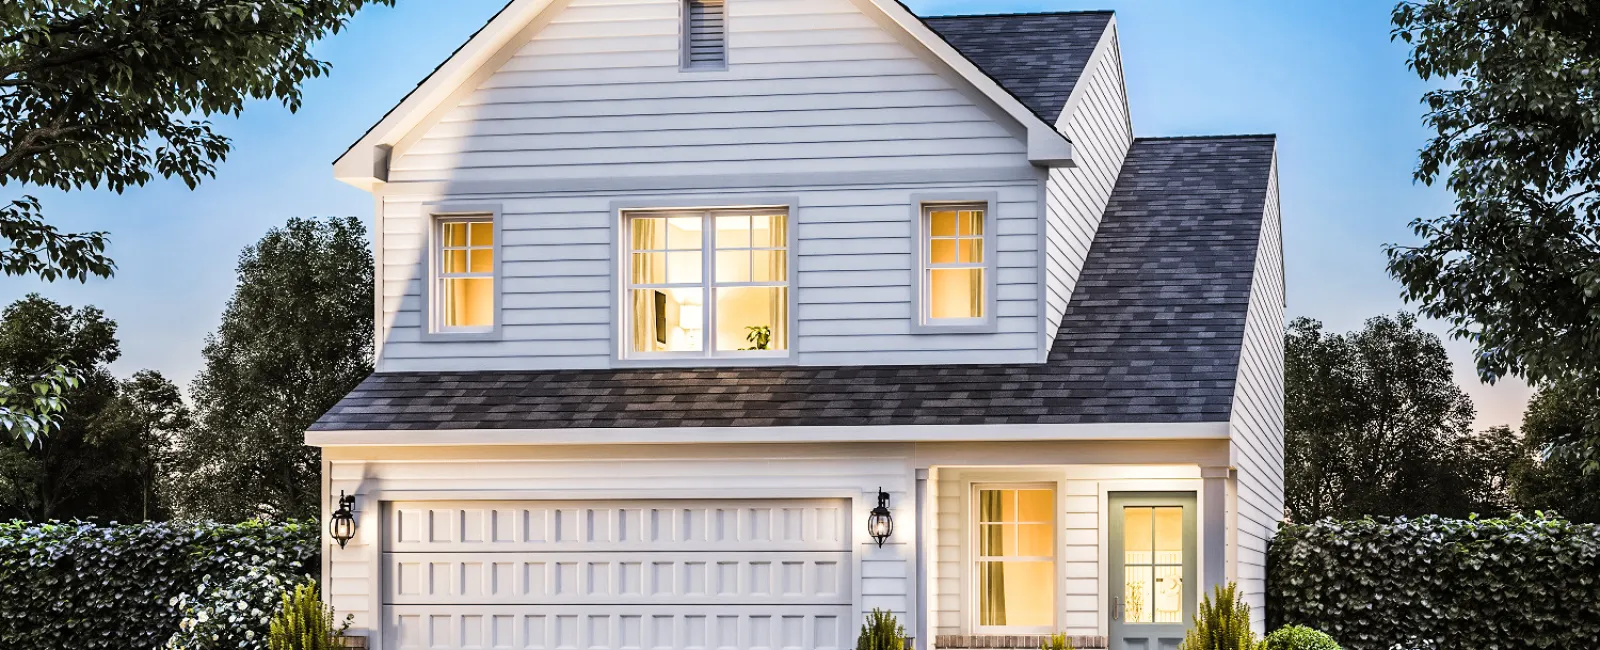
1269;514;1600;650
0;520;318;650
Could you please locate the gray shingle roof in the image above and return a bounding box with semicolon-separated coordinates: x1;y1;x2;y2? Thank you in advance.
923;11;1114;124
311;136;1278;432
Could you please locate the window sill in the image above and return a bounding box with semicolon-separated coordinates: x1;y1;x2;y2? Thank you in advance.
612;355;795;369
911;320;999;335
418;329;503;342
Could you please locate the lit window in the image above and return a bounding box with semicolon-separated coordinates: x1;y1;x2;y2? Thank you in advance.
436;219;494;331
1122;506;1185;624
975;486;1055;630
626;209;788;356
925;204;987;323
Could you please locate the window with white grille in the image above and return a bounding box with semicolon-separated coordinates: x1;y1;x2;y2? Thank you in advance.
683;0;727;70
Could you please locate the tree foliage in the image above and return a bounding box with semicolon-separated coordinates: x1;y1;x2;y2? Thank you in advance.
1388;0;1600;469
0;0;393;441
0;295;184;522
1284;314;1515;520
164;217;373;522
1508;380;1600;523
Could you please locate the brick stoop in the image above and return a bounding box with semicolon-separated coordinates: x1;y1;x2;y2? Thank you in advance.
935;635;1107;650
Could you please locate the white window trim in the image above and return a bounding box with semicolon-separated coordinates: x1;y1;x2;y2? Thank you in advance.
421;203;503;341
610;198;799;365
680;0;729;72
970;481;1059;635
912;192;1000;334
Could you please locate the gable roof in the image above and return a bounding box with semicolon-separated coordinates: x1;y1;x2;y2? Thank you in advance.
332;1;1097;188
923;11;1114;124
310;135;1278;434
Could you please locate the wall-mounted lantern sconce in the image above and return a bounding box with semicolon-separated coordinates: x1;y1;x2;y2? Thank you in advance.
330;491;357;549
868;488;894;547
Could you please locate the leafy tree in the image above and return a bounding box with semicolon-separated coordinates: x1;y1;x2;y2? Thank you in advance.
1508;381;1600;523
164;217;373;522
0;294;176;521
0;0;393;442
1284;313;1513;520
1388;0;1600;469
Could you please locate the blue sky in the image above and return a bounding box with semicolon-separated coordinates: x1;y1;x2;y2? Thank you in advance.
0;0;1533;430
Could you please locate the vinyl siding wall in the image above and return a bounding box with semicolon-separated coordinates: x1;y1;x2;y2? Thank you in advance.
376;0;1045;372
1042;30;1133;348
1228;157;1285;632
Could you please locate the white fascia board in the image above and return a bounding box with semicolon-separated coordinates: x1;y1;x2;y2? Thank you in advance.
856;0;1075;167
305;421;1232;447
332;0;562;190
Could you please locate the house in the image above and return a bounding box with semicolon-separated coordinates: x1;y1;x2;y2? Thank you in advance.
310;1;1285;649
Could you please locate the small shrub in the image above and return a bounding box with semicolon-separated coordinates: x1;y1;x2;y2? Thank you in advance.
268;582;351;650
1179;583;1263;650
1263;626;1339;650
1039;633;1075;650
856;609;907;650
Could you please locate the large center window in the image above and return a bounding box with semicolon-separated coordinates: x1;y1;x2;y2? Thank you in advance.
975;485;1056;632
626;208;789;357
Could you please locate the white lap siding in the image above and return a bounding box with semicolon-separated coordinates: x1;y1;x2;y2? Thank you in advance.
1042;27;1133;350
1228;156;1286;633
373;0;1048;372
376;180;1042;371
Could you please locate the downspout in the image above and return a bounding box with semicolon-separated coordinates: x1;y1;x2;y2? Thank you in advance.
915;469;929;650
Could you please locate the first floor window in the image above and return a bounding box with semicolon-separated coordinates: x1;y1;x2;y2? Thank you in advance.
976;486;1055;630
924;203;988;323
436;218;495;332
626;208;788;356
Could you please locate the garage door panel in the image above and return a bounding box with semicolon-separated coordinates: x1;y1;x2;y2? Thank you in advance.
386;552;852;605
385;605;855;650
387;500;849;552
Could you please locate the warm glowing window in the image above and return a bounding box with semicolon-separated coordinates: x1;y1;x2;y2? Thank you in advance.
626;209;788;356
1122;506;1185;624
925;204;986;322
436;219;495;331
975;486;1055;630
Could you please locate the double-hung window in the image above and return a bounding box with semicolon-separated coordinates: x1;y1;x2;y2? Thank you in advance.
625;208;788;357
974;485;1056;632
918;199;996;330
432;213;498;334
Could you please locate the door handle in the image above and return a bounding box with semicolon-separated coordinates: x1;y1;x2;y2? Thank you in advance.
1112;596;1122;621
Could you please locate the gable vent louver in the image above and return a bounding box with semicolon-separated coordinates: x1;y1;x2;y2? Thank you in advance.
684;0;727;69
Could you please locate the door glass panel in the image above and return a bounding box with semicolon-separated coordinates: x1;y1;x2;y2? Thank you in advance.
1122;506;1185;625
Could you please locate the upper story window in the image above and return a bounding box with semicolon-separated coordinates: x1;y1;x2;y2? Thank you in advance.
975;485;1056;632
682;0;727;70
916;197;997;332
428;206;500;337
625;208;788;358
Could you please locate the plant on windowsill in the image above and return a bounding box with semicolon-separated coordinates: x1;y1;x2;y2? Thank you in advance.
1178;582;1264;650
856;608;909;650
1040;632;1076;650
268;581;353;650
742;325;772;351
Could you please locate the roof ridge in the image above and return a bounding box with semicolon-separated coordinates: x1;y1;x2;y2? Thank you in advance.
921;10;1115;19
1137;134;1278;142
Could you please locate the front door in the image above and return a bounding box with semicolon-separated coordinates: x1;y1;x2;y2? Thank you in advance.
1108;492;1197;650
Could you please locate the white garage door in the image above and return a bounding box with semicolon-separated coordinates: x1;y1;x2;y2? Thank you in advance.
383;499;855;650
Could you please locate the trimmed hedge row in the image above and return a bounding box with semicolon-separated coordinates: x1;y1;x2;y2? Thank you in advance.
0;520;318;650
1269;514;1600;650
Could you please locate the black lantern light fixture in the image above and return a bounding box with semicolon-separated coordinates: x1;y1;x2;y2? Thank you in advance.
330;491;357;549
867;488;894;547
